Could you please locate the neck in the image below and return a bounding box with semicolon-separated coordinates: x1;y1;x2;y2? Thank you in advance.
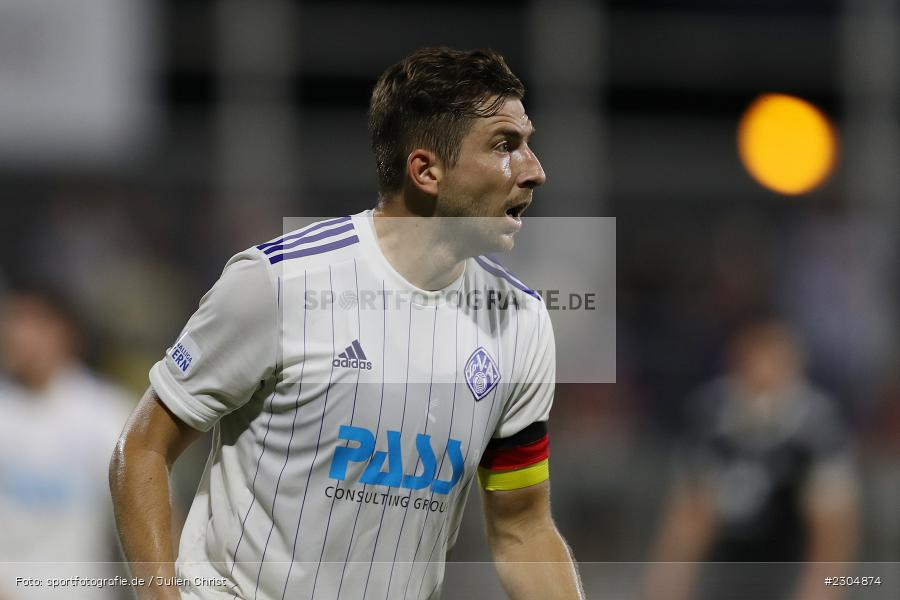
372;198;466;291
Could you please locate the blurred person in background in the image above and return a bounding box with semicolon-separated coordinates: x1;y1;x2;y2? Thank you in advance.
641;318;859;600
0;285;132;599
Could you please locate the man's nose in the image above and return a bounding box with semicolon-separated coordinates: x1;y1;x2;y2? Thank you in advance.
518;148;546;189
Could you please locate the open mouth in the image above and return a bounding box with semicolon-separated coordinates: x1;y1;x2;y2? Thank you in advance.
505;201;530;220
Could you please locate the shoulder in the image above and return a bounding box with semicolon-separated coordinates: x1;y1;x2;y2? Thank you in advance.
788;382;848;446
0;376;23;401
470;255;542;301
252;215;362;274
469;254;547;322
684;377;732;429
0;377;29;413
205;215;362;313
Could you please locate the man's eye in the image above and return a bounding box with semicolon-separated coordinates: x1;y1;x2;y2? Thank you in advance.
495;141;511;152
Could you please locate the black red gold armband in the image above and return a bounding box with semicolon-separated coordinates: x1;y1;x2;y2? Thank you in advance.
477;422;549;491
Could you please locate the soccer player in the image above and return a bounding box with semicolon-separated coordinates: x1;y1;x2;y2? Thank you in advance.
641;319;858;600
0;285;132;600
110;47;584;600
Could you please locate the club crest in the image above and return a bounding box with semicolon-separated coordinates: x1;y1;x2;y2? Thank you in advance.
464;347;501;401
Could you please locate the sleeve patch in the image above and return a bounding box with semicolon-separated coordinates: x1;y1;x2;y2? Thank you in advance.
167;332;202;376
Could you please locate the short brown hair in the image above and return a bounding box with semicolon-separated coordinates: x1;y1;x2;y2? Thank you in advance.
368;47;525;196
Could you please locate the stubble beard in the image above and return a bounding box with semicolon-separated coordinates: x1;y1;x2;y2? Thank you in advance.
434;191;513;258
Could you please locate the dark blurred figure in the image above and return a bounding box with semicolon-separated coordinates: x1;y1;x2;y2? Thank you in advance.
0;286;131;599
642;319;859;600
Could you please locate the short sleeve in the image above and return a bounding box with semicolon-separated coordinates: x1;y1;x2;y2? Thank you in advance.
149;250;278;432
478;304;555;491
802;391;853;463
494;304;556;438
800;393;858;499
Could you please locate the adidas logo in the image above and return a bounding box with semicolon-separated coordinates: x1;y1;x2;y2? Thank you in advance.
333;339;373;370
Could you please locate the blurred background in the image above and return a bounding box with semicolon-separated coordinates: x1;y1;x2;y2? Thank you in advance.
0;0;898;599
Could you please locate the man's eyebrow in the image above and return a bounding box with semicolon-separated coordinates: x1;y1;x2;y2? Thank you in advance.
491;125;536;139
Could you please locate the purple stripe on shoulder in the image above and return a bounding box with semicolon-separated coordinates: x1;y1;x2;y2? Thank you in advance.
473;256;541;300
257;216;351;250
268;235;360;264
483;254;531;288
262;222;355;255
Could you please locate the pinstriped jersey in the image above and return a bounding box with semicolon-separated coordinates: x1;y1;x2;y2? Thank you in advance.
149;210;555;600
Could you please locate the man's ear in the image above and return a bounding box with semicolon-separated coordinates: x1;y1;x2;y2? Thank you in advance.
406;149;443;196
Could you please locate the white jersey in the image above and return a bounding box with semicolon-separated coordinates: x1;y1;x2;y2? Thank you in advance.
149;210;555;600
0;368;132;600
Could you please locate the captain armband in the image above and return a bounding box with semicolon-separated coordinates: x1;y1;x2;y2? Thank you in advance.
477;422;549;491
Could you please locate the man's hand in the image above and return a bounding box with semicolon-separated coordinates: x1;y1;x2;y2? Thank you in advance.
109;387;204;600
481;480;585;600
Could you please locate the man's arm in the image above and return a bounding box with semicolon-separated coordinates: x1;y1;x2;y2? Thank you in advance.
640;481;716;600
791;465;859;600
109;387;204;600
481;480;584;600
